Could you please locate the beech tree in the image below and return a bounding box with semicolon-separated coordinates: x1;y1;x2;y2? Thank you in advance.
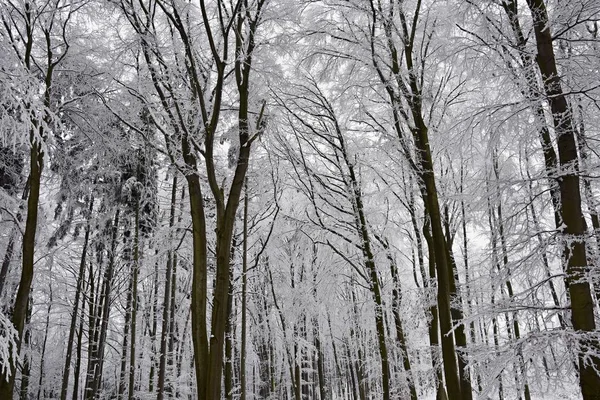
115;0;270;398
0;0;599;399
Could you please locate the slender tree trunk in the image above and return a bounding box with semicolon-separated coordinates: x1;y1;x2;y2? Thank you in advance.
128;202;140;400
61;199;93;400
148;251;159;393
492;154;531;400
166;186;184;397
73;287;86;400
387;246;418;400
241;183;249;400
346;341;360;400
487;178;505;400
333;123;390;400
166;248;178;397
157;175;177;400
84;259;98;400
502;0;562;229
370;0;465;393
224;251;235;400
311;252;327;400
86;208;120;400
118;262;133;399
37;285;53;400
459;165;482;393
255;287;271;399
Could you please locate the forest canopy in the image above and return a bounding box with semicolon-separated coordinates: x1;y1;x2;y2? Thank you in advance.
1;0;600;399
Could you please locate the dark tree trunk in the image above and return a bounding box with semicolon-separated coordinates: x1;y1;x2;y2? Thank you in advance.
0;139;43;399
526;1;600;398
72;289;86;400
117;260;133;399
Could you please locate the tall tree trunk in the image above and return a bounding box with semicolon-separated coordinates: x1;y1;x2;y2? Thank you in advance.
186;173;209;398
166;186;184;397
443;211;472;400
128;201;140;400
386;245;417;400
241;183;249;400
86;208;120;400
525;1;600;398
423;221;448;400
501;0;561;230
118;261;133;399
492;153;531;400
370;1;467;395
37;284;53;400
73;286;86;400
61;199;93;400
148;251;160;393
224;247;236;400
0;138;43;399
157;175;177;400
84;259;98;400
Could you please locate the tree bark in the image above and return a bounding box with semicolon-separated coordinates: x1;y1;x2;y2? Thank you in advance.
525;1;600;398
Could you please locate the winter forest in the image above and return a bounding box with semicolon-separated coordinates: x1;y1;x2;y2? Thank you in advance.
1;0;600;399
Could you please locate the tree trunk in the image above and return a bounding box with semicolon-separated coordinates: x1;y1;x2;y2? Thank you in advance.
37;284;53;400
241;183;249;400
386;245;418;400
157;175;177;400
117;260;133;399
0;138;43;399
86;208;120;400
61;199;93;400
224;251;235;400
423;221;447;400
72;288;86;400
148;251;160;393
186;173;210;398
526;1;600;398
128;201;140;400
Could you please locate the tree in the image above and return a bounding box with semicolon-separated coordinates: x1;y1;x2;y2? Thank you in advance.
116;0;269;397
0;0;81;396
